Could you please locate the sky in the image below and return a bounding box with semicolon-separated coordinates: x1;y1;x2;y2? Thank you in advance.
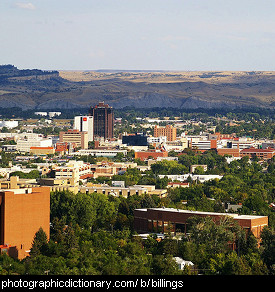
0;0;275;71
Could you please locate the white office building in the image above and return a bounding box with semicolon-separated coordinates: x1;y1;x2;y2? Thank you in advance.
16;136;52;153
74;116;94;142
0;120;19;129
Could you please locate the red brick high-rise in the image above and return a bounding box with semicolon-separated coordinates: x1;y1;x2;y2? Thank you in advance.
89;102;114;139
0;187;50;259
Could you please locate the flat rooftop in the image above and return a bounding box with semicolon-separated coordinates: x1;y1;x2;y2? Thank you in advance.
135;207;267;220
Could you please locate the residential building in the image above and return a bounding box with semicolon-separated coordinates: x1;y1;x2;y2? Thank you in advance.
89;102;114;139
59;129;88;149
154;125;177;141
0;187;50;259
74;116;94;142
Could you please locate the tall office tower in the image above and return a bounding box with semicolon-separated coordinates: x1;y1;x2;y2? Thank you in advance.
74;116;94;141
89;102;114;139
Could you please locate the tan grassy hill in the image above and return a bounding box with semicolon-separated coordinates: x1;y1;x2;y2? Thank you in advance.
0;66;274;110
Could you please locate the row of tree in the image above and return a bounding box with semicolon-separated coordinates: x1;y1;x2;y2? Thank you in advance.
0;186;274;275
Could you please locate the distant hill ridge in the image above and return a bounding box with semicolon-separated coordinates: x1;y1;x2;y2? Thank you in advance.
0;65;59;79
0;65;274;110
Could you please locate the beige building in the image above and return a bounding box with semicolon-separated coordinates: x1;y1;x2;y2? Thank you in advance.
0;176;37;189
59;129;88;149
154;125;177;141
80;183;167;198
39;177;79;194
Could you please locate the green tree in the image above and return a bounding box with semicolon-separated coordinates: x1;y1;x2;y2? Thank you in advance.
260;226;275;272
72;192;96;230
30;227;48;257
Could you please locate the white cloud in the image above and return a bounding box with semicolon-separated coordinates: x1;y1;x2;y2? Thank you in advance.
15;2;36;10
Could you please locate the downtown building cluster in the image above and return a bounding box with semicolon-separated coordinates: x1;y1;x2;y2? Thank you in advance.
0;102;273;260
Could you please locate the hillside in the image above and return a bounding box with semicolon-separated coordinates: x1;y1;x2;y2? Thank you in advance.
0;66;274;110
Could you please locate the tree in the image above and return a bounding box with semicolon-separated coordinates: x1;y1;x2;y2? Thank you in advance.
151;255;181;275
89;192;116;230
186;216;241;256
30;228;48;257
72;192;96;230
260;226;275;271
208;252;252;275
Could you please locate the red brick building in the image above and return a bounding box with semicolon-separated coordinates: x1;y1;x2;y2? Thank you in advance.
55;142;77;154
217;148;240;157
0;187;50;259
135;150;168;161
240;147;275;160
134;208;268;242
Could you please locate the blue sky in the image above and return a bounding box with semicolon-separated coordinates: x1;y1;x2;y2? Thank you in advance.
0;0;275;70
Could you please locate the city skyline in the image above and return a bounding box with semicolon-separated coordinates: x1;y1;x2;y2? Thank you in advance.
0;0;275;71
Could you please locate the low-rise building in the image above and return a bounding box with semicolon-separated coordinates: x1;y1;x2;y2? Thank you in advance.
217;148;240;157
54;160;92;181
39;177;79;194
135;149;168;161
80;184;167;198
189;138;217;152
134;207;268;244
16;137;52;153
158;174;223;183
73;149;127;158
167;182;189;188
30;146;55;155
240;147;275;160
55;142;77;154
190;165;207;173
0;120;18;129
